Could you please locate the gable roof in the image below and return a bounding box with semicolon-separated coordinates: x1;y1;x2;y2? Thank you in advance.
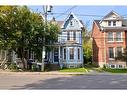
61;12;84;28
99;11;123;23
94;19;127;31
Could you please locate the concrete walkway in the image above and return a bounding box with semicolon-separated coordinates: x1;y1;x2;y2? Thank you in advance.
0;69;127;76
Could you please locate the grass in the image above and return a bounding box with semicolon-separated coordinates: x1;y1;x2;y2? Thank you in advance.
103;68;127;73
59;67;89;72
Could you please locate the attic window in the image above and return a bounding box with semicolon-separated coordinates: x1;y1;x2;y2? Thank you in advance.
113;21;116;26
108;21;111;26
70;21;73;26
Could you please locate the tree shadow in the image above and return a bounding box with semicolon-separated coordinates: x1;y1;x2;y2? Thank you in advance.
10;75;127;90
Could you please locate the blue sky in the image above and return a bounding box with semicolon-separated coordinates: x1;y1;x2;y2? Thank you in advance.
28;6;127;30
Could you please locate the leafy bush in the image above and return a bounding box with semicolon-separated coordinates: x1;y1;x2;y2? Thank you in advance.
32;64;37;71
103;64;107;69
8;63;18;70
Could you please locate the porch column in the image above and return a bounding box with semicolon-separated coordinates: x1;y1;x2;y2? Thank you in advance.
59;46;60;64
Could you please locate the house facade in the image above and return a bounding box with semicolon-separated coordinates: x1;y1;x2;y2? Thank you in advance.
46;13;84;68
92;11;127;68
0;12;84;69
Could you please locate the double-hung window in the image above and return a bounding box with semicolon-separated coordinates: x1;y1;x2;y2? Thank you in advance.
116;47;122;57
73;32;76;40
67;32;70;40
108;47;114;59
116;32;122;42
70;48;74;60
108;21;111;26
108;21;116;26
63;48;66;60
113;21;116;26
108;32;114;42
78;48;80;60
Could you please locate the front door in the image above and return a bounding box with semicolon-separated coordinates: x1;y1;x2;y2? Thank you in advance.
54;48;59;62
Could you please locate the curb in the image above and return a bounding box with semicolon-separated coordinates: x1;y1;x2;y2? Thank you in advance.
0;71;86;75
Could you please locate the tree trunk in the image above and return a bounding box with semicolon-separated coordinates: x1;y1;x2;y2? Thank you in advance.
21;47;27;69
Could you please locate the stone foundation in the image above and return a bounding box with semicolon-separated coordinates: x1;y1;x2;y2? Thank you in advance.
63;63;83;68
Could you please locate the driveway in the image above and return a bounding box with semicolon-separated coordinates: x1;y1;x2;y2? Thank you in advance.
0;73;127;89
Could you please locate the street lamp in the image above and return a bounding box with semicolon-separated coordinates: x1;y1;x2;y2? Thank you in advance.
41;5;53;71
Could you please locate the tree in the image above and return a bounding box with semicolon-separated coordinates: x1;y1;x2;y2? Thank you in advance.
115;47;127;66
0;6;59;69
82;21;92;64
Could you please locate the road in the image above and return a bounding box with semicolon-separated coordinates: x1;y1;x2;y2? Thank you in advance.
1;73;127;89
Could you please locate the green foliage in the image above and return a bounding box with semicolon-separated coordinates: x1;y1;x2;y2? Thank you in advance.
115;47;127;63
103;68;127;73
32;64;37;71
8;63;18;70
0;6;60;69
59;68;88;72
82;26;92;64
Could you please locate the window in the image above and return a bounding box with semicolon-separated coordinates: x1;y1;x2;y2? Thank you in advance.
119;65;123;68
108;32;114;42
109;47;114;58
73;32;76;40
108;21;111;26
70;48;74;59
113;21;116;26
78;48;80;60
70;21;73;26
110;65;115;68
67;32;70;40
116;32;122;41
116;47;122;57
63;48;66;60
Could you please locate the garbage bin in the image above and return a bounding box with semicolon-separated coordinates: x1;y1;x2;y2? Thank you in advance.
37;63;42;71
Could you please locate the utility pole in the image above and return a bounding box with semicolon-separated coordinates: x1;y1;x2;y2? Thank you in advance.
41;5;53;71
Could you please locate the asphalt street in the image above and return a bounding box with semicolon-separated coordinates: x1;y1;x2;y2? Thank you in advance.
1;73;127;89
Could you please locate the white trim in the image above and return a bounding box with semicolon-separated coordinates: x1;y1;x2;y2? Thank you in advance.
61;12;83;29
53;47;59;63
108;32;114;42
116;32;123;42
114;47;116;58
99;11;123;23
108;47;115;60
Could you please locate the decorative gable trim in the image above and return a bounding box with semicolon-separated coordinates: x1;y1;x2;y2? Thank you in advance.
61;12;83;29
99;11;123;24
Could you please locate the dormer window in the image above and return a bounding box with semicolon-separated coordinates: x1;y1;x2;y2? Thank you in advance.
108;21;116;26
108;21;111;26
113;21;116;26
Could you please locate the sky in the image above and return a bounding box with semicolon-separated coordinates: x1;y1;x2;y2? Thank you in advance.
28;6;127;30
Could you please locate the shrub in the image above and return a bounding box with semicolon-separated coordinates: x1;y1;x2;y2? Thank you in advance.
32;64;37;71
8;63;18;70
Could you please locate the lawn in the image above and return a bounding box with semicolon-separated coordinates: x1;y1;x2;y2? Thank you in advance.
103;68;127;73
59;67;89;72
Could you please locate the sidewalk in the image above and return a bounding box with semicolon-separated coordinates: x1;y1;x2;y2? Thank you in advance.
0;69;127;75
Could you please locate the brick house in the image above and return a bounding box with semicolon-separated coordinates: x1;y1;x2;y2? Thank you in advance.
92;11;127;68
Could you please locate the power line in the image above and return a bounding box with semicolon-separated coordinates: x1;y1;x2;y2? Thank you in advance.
53;13;104;17
51;12;127;18
55;6;77;19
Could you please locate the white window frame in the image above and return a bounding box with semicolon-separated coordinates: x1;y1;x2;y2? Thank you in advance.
116;32;123;42
108;32;114;42
113;21;116;26
63;48;66;60
69;48;74;60
108;21;117;27
108;47;115;60
115;47;123;57
108;21;111;26
77;48;80;60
